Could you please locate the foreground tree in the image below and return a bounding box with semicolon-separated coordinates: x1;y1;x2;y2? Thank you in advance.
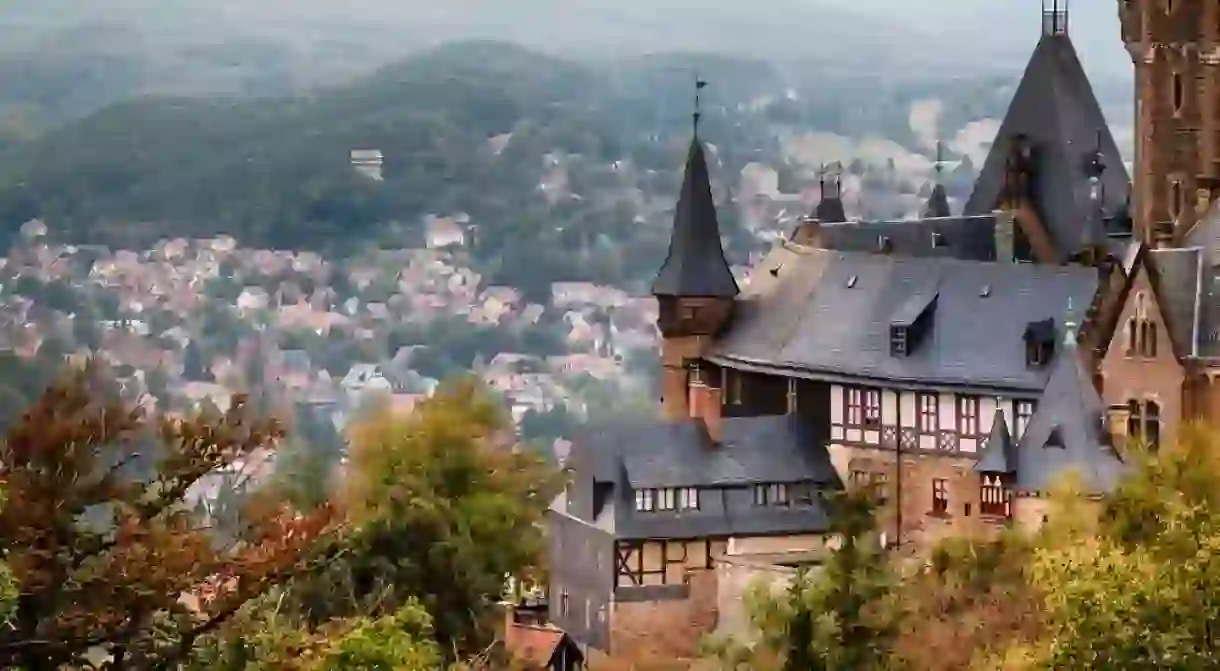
1002;425;1220;669
0;364;336;669
887;531;1043;671
707;490;900;671
285;377;563;660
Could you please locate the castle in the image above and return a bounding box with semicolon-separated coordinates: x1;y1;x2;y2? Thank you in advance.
548;0;1220;660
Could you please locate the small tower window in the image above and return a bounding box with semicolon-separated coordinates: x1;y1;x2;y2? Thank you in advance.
1172;72;1184;114
1170;180;1183;218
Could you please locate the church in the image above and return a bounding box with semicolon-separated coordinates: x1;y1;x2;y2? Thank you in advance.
548;0;1220;659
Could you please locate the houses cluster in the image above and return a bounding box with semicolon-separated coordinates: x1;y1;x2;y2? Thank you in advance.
0;219;662;461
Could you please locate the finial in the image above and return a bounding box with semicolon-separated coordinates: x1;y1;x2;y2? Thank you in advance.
693;74;707;139
934;141;945;177
1064;297;1078;347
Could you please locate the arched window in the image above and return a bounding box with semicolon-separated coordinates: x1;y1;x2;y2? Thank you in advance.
1172;72;1184;114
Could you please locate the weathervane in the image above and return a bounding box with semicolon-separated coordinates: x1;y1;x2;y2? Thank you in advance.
693;73;707;138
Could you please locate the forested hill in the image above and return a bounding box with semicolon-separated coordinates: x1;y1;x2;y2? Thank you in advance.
0;42;775;258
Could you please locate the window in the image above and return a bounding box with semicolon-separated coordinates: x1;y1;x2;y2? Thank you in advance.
931;478;949;515
753;484;768;506
845;387;863;426
728;371;744;405
1171;180;1183;218
657;488;676;511
980;475;1009;517
1026;339;1051;366
957;395;980;437
850;470;869;489
1128;399;1162;450
770;483;789;506
791;481;816;506
677;487;700;511
1140;320;1158;358
634;488;655;512
682;305;698;321
917;393;938;433
753;483;790;507
863;388;882;428
890;325;909;356
871;472;889;506
560;591;570;616
1015;401;1035;438
1172;72;1184;114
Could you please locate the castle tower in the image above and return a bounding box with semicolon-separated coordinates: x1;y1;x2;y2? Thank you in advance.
652;80;738;421
1121;0;1220;245
965;0;1130;263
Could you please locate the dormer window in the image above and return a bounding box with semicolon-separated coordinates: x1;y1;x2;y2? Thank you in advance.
890;325;909;356
1046;427;1064;448
1024;318;1056;367
877;235;893;253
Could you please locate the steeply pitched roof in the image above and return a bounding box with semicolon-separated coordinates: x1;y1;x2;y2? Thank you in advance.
975;409;1015;474
1013;327;1124;493
923;184;951;219
1148;247;1203;359
652;138;739;298
963;32;1130;261
504;624;576;668
816;215;997;261
710;242;1100;391
815;195;847;223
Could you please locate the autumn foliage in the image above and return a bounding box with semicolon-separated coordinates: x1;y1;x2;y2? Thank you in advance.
0;363;338;669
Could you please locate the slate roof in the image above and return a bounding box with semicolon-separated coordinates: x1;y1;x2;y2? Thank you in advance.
570;415;840;540
1148;247;1203;358
815;195;847;223
923;184;951;219
815;215;997;261
652;138;739;298
975;409;1016;474
710;242;1099;391
963;32;1131;262
1011;325;1124;493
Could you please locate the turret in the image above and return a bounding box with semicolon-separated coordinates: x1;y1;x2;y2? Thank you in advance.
652;79;738;421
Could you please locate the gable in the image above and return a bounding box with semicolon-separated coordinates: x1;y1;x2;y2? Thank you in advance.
1101;261;1186;370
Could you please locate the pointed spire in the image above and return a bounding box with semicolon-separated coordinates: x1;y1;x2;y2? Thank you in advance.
652;115;738;298
693;73;707;139
975;409;1016;474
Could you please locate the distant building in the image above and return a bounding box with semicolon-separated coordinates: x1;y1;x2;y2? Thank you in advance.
350;149;384;181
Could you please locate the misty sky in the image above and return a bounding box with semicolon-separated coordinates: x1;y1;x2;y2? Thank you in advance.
2;0;1131;82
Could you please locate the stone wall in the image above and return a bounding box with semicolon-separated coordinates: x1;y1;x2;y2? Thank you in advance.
608;569;719;662
712;556;796;643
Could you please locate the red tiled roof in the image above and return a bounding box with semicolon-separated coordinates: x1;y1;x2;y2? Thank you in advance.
504;623;564;667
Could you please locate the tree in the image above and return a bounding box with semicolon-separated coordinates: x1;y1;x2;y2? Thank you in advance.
999;425;1220;669
283;377;563;661
0;362;337;669
707;490;900;670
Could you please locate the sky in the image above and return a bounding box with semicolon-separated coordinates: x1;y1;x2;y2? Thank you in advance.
0;0;1132;81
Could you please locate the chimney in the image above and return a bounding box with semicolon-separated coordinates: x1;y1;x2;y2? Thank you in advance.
792;216;823;247
993;209;1016;263
686;368;723;443
704;385;724;444
1106;404;1130;448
